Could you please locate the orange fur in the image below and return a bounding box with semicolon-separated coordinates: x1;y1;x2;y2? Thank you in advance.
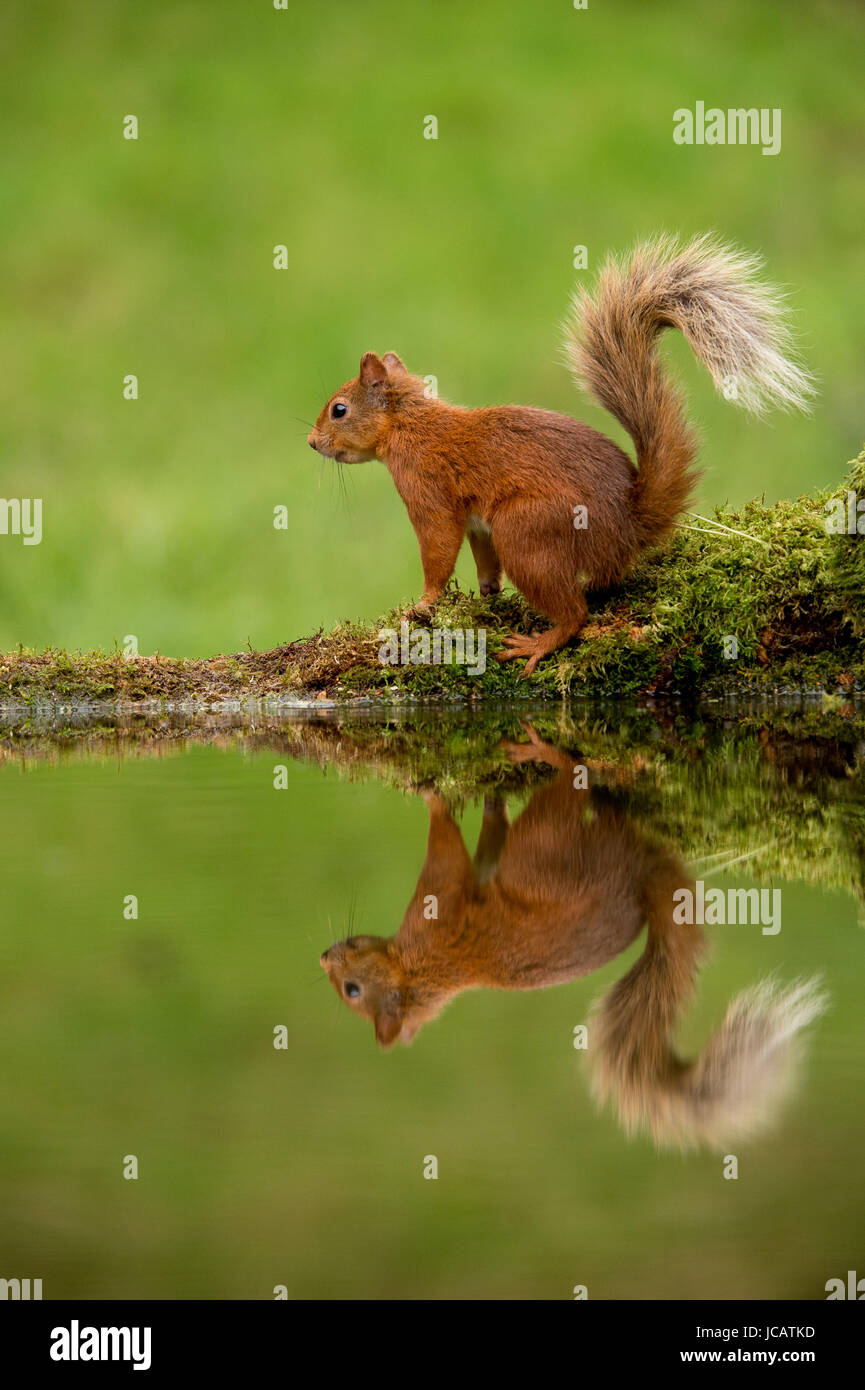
320;729;825;1148
309;238;812;673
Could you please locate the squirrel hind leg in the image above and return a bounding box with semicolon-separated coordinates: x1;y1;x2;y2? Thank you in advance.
491;506;590;672
467;523;502;597
497;611;587;677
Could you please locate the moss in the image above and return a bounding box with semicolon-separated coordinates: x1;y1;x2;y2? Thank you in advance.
2;704;863;917
1;451;864;710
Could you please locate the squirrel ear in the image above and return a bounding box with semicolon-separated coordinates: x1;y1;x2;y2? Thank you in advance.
381;351;406;373
374;1005;402;1049
359;351;388;388
399;1015;421;1044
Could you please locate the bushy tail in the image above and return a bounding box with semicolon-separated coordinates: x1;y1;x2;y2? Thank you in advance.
565;233;815;548
591;931;827;1150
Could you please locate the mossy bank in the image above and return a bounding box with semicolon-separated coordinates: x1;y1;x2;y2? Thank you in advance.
2;451;863;711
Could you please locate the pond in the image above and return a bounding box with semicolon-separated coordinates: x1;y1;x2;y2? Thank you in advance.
1;702;863;1299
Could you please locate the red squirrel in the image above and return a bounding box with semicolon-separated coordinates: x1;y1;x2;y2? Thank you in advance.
308;234;813;673
320;727;824;1148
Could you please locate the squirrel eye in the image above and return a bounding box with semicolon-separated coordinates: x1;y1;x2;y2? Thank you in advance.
331;402;348;419
344;981;361;999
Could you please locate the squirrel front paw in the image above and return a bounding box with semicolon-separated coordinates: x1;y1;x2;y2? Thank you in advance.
405;781;452;818
500;722;571;769
403;598;435;622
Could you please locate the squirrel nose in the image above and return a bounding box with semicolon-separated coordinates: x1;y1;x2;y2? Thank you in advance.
308;437;318;451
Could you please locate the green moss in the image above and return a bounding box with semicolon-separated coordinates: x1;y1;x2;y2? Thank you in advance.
2;452;864;710
2;704;862;917
291;448;865;702
299;448;865;701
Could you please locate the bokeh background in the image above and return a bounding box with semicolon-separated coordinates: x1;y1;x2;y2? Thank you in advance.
2;0;863;656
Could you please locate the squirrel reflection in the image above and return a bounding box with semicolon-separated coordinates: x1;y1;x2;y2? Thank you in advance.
321;727;824;1148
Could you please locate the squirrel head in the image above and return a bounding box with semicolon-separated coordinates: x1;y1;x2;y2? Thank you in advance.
319;933;427;1047
308;351;412;463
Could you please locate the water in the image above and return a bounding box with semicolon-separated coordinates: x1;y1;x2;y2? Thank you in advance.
1;703;863;1299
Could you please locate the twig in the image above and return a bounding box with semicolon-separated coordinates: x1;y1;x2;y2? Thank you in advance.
680;511;771;548
698;842;776;877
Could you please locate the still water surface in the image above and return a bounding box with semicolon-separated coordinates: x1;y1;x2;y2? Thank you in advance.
1;705;862;1298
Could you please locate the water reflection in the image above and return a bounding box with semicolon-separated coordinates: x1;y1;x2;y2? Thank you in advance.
321;724;825;1149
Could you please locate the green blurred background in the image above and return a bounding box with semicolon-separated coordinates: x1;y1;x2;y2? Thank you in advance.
1;0;863;656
